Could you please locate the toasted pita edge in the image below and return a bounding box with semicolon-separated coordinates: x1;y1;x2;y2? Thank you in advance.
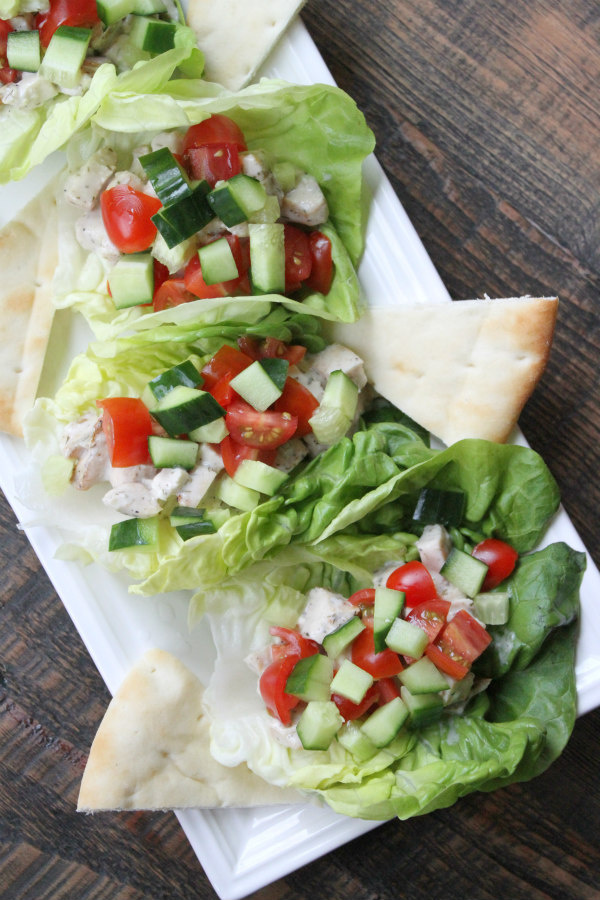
329;297;558;446
77;648;302;812
0;180;59;437
187;0;307;91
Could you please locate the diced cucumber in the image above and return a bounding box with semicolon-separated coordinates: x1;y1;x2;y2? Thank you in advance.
108;252;154;309
204;507;231;529
215;474;260;511
152;231;196;274
259;358;289;391
129;15;177;53
7;30;40;72
373;587;405;652
322;615;365;659
308;370;358;445
336;721;378;762
229;358;287;411
385;617;429;659
198;237;239;285
151;386;224;436
285;653;333;702
207;174;268;227
97;0;136;26
188;416;228;443
39;26;92;89
296;700;343;751
329;659;373;705
108;516;159;551
233;459;288;496
400;685;444;727
169;507;216;540
148;436;198;470
360;696;409;748
143;360;203;405
152;182;213;248
441;547;489;598
248;223;285;294
412;487;467;528
169;506;207;525
472;590;510;625
398;657;450;694
139;147;192;205
250;193;281;224
132;0;166;12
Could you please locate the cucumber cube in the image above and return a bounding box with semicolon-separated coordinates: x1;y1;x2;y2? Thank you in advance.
248;223;285;294
151;385;224;435
400;685;444;728
198;237;239;285
441;547;489;598
108;253;154;309
129;16;177;53
308;370;358;445
233;458;288;496
360;696;409;748
216;474;260;511
330;659;373;705
39;26;92;89
108;516;159;552
188;416;229;444
322;615;365;659
229;359;287;410
373;587;405;652
144;360;203;405
472;590;510;625
97;0;136;26
148;436;198;470
7;30;41;72
296;700;343;751
337;721;378;762
285;653;334;702
398;657;450;694
385;617;429;659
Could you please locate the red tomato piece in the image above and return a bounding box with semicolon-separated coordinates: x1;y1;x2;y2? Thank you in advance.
152;278;196;312
269;626;320;659
259;654;300;726
219;435;276;477
347;588;376;607
472;538;519;591
183;143;241;187
209;373;239;408
237;336;306;366
406;599;451;643
225;400;298;450
305;231;333;294
351;618;404;679
377;677;401;705
182;115;247;153
272;377;319;438
0;20;17;83
436;609;492;666
184;252;250;299
386;560;438;609
333;683;380;721
98;398;153;468
201;345;253;389
101;185;161;254
35;0;100;47
284;224;312;292
425;643;470;681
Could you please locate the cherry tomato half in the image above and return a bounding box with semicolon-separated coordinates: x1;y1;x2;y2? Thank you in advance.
269;626;320;659
351;618;404;679
35;0;100;47
305;231;333;294
333;682;380;721
284;224;312;292
386;560;438;609
259;653;300;726
405;599;451;644
182;115;247;153
152;278;196;312
225;400;298;450
101;185;162;254
183;143;241;187
472;538;519;591
98;397;153;468
219;435;276;477
201;345;253;388
272;377;319;438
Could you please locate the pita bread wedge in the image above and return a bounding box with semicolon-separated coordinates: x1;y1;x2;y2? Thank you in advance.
0;182;58;437
187;0;307;90
78;648;302;811
329;297;557;446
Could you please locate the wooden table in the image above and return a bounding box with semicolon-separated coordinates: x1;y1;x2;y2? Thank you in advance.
2;1;600;897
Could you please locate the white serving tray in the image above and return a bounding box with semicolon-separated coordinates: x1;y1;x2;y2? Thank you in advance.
1;16;599;900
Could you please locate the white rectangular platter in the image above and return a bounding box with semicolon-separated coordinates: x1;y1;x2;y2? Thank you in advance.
1;15;599;900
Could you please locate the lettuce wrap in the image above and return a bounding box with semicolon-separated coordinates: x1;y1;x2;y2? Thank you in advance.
0;5;202;183
52;78;374;336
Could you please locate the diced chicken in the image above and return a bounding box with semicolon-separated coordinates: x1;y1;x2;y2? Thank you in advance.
297;587;357;644
293;367;325;403
150;130;184;156
61;412;111;491
196;217;228;243
199;443;224;471
241;151;283;201
75;207;120;264
105;169;148;196
280;174;328;227
0;72;58;108
176;448;223;507
63;147;118;210
302;432;329;459
274;437;308;473
151;467;190;502
372;562;402;588
102;482;162;518
108;464;157;488
244;646;275;676
416;524;452;575
305;344;368;390
431;572;475;617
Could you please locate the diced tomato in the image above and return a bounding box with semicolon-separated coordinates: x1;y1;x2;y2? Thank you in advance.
333;683;380;721
425;643;470;681
101;185;162;254
225;400;298;449
35;0;100;47
237;336;306;367
269;626;320;659
351;618;404;679
183;143;241;187
259;654;300;726
182;115;247;153
347;588;376;608
0;66;17;84
219;435;276;477
377;677;401;705
386;561;438;609
305;231;333;294
272;377;319;438
284;224;312;293
152;278;196;311
153;259;170;294
98;398;153;468
201;345;253;388
209;373;239;408
472;538;519;591
436;609;492;665
184;252;250;299
406;599;451;644
0;20;17;83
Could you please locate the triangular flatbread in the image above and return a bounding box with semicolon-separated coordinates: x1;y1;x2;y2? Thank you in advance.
78;648;302;811
329;297;557;445
187;0;307;91
0;181;58;437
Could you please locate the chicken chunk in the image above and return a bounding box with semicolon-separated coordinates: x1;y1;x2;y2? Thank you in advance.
280;174;328;226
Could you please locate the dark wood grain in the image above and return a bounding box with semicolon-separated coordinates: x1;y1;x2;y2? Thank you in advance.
2;1;600;898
